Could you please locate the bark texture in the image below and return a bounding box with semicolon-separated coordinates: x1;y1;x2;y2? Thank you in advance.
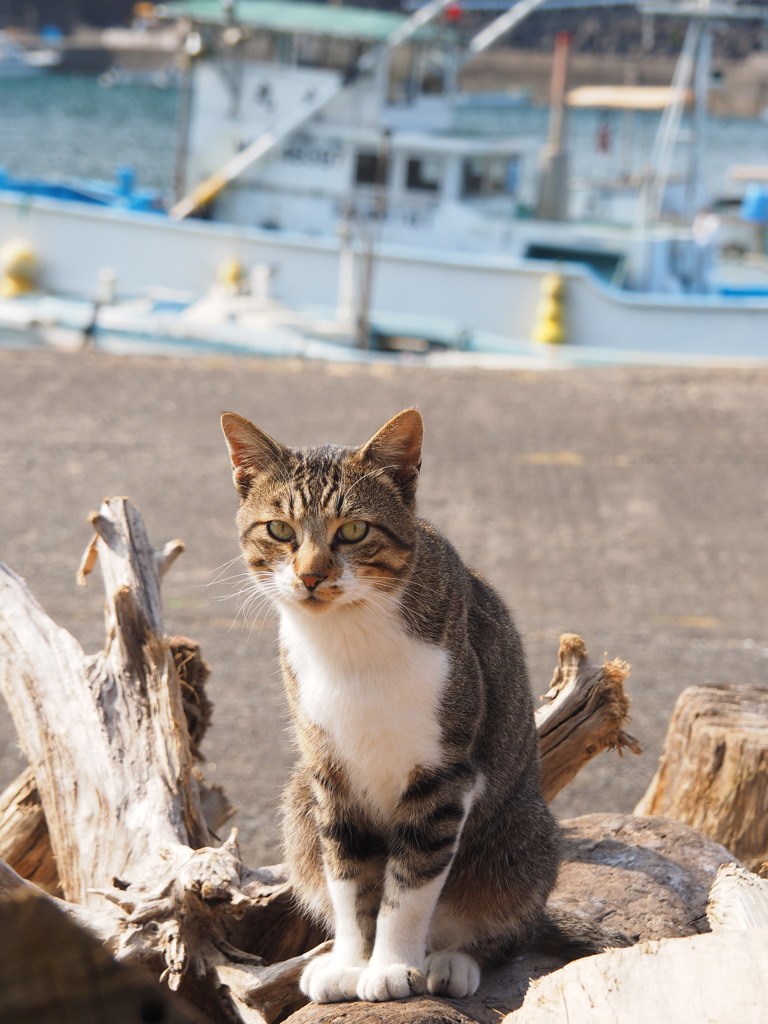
0;767;58;896
507;930;768;1024
551;813;740;941
636;684;768;870
0;887;207;1024
536;633;641;801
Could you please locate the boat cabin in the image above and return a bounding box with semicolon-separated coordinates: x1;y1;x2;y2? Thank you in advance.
157;0;533;246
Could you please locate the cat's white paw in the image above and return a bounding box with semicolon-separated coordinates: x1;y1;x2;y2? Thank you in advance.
357;963;427;1002
425;951;481;998
300;953;365;1003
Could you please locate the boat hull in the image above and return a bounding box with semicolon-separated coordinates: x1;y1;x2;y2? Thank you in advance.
1;192;767;363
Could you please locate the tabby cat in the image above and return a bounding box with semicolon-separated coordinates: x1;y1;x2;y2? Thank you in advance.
221;409;563;1003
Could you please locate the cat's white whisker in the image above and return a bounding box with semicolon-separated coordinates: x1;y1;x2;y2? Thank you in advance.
210;574;257;599
225;574;280;635
203;554;247;586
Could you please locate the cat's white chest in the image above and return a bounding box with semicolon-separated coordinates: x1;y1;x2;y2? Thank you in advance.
280;605;449;815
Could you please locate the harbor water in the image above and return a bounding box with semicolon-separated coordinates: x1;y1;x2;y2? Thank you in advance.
3;73;768;211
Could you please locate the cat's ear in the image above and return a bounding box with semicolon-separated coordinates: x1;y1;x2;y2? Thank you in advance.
360;409;423;499
221;412;287;495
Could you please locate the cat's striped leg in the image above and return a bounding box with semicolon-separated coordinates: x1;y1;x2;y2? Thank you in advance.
357;766;482;1002
300;813;385;1003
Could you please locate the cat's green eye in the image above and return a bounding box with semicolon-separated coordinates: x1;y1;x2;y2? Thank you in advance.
266;520;295;542
337;521;369;544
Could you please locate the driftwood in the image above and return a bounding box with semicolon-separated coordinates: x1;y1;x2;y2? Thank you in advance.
707;862;768;932
508;928;768;1024
510;687;768;1024
0;499;326;1024
635;684;768;870
509;859;768;1024
3;493;755;1024
0;886;207;1024
535;633;641;801
0;641;229;896
551;813;740;941
0;766;58;895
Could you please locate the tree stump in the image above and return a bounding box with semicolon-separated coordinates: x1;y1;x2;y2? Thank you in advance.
635;684;768;871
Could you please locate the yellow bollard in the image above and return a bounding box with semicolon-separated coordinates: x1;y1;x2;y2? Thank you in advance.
0;238;39;298
532;272;565;345
217;258;245;294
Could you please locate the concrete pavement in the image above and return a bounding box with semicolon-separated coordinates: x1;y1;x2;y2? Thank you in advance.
1;349;766;865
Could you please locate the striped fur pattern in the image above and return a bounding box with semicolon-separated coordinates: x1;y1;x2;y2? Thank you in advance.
221;409;560;1003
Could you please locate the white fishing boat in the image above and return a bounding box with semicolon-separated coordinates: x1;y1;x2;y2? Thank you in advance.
1;0;768;364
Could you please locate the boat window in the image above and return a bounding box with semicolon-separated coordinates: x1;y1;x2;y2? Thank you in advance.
295;35;321;67
525;244;624;283
355;151;390;187
461;157;519;198
406;157;441;193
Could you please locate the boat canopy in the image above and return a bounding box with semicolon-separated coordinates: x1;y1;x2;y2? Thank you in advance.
155;0;445;43
566;85;694;110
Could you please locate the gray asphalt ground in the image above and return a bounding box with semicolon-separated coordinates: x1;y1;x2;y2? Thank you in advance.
1;349;766;866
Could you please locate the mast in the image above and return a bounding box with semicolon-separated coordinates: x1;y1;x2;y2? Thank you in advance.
637;0;767;227
536;30;571;220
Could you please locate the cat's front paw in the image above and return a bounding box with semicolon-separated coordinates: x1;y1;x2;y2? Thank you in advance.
425;951;481;998
300;953;365;1003
357;963;427;1002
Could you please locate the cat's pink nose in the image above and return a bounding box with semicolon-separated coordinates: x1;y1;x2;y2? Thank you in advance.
299;573;325;590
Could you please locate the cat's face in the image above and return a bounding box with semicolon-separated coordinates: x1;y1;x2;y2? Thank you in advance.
222;411;423;615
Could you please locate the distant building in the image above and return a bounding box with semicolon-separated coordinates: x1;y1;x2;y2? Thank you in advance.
0;1;136;30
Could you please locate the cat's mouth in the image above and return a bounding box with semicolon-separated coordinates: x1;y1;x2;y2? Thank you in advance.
296;588;337;611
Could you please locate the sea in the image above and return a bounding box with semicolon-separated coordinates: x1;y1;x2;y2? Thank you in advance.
3;72;768;209
2;75;180;195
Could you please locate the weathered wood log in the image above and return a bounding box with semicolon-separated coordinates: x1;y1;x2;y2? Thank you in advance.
510;853;768;1024
0;638;231;888
536;633;642;802
0;499;326;1023
551;813;739;941
507;929;768;1024
0;766;59;895
0;505;209;905
0;886;208;1024
635;684;768;870
285;996;483;1024
707;862;768;932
